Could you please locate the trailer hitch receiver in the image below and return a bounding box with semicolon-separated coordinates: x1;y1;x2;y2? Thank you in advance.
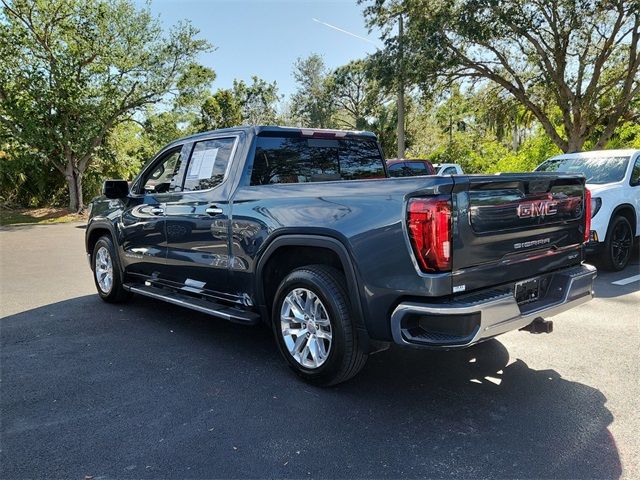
520;317;554;334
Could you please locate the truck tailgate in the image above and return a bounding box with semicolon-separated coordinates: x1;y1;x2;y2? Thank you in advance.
451;173;587;292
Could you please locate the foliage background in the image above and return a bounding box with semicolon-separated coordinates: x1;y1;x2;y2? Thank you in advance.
1;0;639;210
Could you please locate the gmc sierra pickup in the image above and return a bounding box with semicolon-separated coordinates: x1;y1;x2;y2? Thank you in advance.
86;126;596;385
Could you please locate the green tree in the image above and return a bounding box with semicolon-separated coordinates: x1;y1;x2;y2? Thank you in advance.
197;89;243;131
328;60;387;130
141;110;184;155
233;76;282;125
369;102;400;157
363;0;640;153
0;0;211;211
290;54;335;128
173;64;217;114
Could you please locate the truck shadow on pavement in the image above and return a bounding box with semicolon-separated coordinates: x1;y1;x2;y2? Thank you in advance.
1;295;621;479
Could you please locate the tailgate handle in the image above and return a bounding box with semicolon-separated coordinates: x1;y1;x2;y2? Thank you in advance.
149;206;164;215
206;206;223;216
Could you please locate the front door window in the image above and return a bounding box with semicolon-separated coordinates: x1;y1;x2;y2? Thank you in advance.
141;148;186;194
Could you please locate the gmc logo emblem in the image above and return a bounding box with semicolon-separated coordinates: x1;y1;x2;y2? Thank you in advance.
517;200;558;218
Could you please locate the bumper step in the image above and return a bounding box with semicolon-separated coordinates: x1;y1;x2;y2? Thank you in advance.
123;283;260;325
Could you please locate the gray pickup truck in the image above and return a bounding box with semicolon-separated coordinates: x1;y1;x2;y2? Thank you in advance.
86;126;596;385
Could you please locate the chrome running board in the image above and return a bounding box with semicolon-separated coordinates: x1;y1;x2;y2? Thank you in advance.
123;283;260;325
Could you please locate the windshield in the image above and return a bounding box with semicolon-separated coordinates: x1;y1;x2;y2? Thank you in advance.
536;156;630;184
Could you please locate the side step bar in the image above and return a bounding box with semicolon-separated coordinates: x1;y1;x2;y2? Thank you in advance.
123;283;260;325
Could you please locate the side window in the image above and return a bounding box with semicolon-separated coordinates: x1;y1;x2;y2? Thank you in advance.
631;157;640;186
183;137;236;191
388;163;406;177
443;166;458;175
141;147;185;194
405;162;429;174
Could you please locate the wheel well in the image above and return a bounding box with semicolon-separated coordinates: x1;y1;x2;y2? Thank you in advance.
261;245;345;313
611;205;636;235
86;227;111;257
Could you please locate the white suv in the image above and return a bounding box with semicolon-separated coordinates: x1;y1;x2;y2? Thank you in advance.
536;149;640;270
433;163;464;175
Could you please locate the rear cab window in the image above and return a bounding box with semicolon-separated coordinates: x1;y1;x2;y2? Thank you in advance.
249;133;385;185
388;161;434;177
405;161;430;174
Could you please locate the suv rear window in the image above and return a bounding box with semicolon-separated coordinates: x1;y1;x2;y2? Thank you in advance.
250;135;385;185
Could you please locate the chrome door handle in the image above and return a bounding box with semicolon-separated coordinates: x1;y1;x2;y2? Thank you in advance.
149;206;164;215
205;206;223;216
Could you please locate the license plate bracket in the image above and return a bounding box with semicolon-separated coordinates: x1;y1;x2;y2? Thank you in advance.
514;278;540;304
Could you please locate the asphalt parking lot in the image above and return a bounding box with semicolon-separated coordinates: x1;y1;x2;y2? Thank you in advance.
1;222;639;479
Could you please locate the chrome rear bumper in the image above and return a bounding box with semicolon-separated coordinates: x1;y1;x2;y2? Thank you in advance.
390;263;597;348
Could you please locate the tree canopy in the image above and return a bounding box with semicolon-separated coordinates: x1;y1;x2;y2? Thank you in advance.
1;0;638;212
0;0;211;211
363;0;640;152
290;54;335;128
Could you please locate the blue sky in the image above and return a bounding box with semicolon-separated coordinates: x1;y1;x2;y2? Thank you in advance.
140;0;381;99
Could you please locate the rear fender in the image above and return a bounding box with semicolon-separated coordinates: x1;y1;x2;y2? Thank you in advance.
255;234;370;346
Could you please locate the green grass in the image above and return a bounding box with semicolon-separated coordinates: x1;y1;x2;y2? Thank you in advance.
0;208;85;226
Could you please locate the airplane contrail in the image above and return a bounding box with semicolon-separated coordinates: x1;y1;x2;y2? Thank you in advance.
312;18;379;47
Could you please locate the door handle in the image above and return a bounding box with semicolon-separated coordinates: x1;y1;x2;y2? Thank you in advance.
149;206;164;215
205;206;223;216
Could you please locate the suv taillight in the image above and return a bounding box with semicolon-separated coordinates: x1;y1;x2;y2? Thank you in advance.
407;196;452;272
584;187;591;243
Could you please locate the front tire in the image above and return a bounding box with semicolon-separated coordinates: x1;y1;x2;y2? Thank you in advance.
91;235;131;303
601;216;634;271
272;265;368;386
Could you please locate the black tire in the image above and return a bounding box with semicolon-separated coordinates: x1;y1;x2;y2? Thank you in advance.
271;265;368;386
91;235;132;303
600;216;634;271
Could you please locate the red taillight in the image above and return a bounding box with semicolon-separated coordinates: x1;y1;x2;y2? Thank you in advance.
407;196;452;272
584;187;591;243
300;129;347;138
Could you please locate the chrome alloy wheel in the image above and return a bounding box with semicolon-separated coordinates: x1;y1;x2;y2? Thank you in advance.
280;288;333;369
95;246;114;294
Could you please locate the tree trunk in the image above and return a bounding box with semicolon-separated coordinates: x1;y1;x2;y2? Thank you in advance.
66;170;84;213
566;134;586;153
397;84;405;158
396;14;405;159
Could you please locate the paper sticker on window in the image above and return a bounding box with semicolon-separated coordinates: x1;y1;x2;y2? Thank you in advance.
199;148;218;179
187;147;219;179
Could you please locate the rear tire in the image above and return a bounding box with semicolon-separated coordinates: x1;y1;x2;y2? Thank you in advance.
272;265;368;386
600;216;634;271
91;235;132;303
